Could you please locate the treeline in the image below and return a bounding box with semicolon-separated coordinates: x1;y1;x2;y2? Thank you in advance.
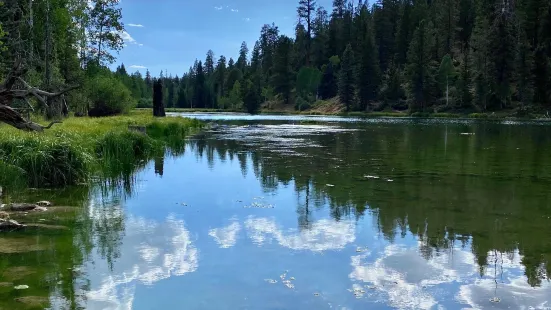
123;0;551;114
3;0;549;117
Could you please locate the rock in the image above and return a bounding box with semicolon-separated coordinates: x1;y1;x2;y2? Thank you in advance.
0;219;25;231
8;203;39;212
15;296;49;306
0;238;47;254
35;201;53;207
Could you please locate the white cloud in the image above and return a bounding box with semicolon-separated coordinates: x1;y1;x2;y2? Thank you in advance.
127;23;144;28
129;65;146;69
119;31;137;44
230;8;238;12
244;17;250;22
245;216;355;252
209;220;241;248
138;43;143;47
214;6;222;10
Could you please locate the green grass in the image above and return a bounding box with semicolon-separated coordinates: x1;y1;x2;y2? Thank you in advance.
0;112;202;189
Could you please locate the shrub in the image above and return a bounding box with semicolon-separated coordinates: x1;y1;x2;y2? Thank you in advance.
87;75;135;116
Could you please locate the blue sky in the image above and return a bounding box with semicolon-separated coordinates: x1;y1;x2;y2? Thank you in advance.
114;0;333;77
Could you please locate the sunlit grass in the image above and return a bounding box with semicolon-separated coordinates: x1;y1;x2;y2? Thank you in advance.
0;112;202;189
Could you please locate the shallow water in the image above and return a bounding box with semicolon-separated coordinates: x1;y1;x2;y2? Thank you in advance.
1;114;551;310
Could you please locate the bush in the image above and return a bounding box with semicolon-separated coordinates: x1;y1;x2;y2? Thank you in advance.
87;74;135;116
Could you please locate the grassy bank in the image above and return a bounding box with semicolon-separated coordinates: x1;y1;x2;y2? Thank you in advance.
0;112;202;189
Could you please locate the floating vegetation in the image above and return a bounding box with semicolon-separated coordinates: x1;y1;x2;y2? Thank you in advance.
13;285;29;290
489;297;501;303
313;292;320;297
355;246;368;253
363;175;380;179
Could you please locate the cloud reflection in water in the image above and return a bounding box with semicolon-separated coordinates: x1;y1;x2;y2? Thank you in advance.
84;214;198;310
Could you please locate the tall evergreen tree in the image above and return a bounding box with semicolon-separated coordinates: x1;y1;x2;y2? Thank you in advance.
407;20;436;112
271;35;295;104
297;0;316;65
338;44;355;111
356;20;380;110
205;50;215;76
236;41;249;72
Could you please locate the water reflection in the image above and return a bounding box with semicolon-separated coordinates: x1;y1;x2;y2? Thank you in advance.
246;217;356;252
3;117;551;309
209;219;241;249
84;214;198;309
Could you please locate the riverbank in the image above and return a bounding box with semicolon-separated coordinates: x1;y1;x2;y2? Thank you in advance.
0;112;202;190
151;107;551;120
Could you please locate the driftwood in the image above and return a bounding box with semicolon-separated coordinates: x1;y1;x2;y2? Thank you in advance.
0;59;79;131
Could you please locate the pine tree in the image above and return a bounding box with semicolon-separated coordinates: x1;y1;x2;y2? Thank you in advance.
435;0;459;58
457;0;474;52
312;7;329;68
194;61;206;108
470;9;490;110
236;41;249;72
395;0;413;66
373;0;400;73
271;35;295;104
487;4;517;109
456;52;472;109
215;55;227;97
205;50;215;76
319;59;338;99
87;0;124;65
297;0;316;65
338;44;355;111
356;22;380;110
516;32;534;108
407;19;435;112
243;77;262;114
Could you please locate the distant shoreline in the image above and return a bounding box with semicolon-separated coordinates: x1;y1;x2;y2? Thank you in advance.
136;108;551;122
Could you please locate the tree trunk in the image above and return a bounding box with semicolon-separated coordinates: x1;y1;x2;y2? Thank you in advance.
153;80;165;117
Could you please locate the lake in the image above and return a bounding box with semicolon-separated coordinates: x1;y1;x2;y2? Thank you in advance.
1;113;551;310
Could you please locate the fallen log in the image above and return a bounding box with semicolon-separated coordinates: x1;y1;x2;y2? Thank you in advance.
0;58;79;131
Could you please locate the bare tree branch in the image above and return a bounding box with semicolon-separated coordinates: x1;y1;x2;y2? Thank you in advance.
0;58;79;131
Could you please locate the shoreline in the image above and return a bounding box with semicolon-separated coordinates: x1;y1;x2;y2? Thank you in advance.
147;108;551;121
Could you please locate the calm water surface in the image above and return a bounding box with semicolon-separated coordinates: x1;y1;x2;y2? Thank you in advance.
1;114;551;310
